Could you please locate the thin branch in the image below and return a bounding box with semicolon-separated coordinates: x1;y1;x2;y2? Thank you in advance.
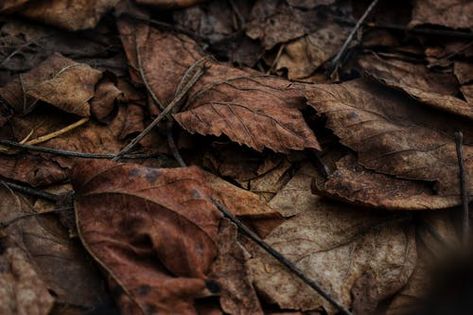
0;140;161;160
113;61;205;160
212;199;352;315
329;0;380;75
455;131;470;247
26;117;89;145
1;180;59;202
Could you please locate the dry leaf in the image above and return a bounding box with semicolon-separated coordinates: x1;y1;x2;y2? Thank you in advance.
1;0;118;31
72;160;274;314
410;0;473;29
313;155;459;210
90;76;123;121
0;53;102;117
306;79;473;195
357;54;473;120
136;0;207;8
454;61;473;85
247;199;416;314
0;247;54;315
118;22;320;153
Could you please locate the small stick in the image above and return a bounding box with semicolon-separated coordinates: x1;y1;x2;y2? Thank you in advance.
329;0;380;75
212;200;352;315
1;180;59;202
26;117;89;145
455;131;470;247
113;63;205;160
0;140;160;160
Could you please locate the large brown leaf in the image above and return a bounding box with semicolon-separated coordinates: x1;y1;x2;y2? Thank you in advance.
306;79;473;195
0;0;118;31
410;0;473;29
313;155;459;210
118;21;320;153
357;54;472;120
73;160;271;314
248;198;416;314
0;53;102;117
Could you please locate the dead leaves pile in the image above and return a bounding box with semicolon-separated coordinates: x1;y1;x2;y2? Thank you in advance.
0;0;472;315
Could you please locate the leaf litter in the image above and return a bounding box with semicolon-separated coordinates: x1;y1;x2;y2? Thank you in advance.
0;1;472;314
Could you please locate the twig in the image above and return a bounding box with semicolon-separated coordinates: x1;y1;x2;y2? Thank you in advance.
212;200;352;315
26;117;89;145
455;131;470;247
0;140;161;160
328;0;380;76
166;122;186;167
113;61;205;160
1;180;59;202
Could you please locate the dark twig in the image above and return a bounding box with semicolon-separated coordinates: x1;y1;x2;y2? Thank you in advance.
329;0;380;75
212;200;352;315
455;131;470;247
166;122;186;167
113;60;205;160
1;180;59;202
0;140;161;160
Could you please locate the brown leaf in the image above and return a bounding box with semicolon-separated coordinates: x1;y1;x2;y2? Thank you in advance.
0;247;54;315
247;199;416;314
287;0;335;9
0;53;102;117
72;160;274;314
0;185;108;310
410;0;473;29
313;155;459;210
357;54;472;120
454;61;473;85
461;84;473;103
1;0;118;31
276;24;349;80
306;78;473;195
90;76;123;121
118;22;320;153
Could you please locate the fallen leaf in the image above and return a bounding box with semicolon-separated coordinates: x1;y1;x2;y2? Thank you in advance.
287;0;335;9
276;24;349;80
247;199;416;314
357;54;473;120
461;84;473;103
454;61;473;85
410;0;473;29
306;78;473;195
72;160;276;314
0;53;102;117
1;0;118;31
136;0;207;8
313;155;459;210
0;247;54;315
118;22;320;153
90;75;123;121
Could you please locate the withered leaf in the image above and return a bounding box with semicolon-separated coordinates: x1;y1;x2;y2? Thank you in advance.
136;0;207;8
118;22;320;153
410;0;473;29
248;199;416;314
0;247;54;315
1;0;118;31
454;61;473;85
357;54;473;120
0;186;108;308
306;79;473;195
313;155;459;210
0;53;102;117
72;160;274;314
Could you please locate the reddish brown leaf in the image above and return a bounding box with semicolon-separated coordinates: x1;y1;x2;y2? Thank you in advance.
118;21;320;153
410;0;473;29
313;155;459;210
306;79;473;195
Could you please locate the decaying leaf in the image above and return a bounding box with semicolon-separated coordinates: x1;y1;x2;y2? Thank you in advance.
357;54;472;120
410;0;473;29
0;0;118;31
136;0;207;8
0;53;102;116
118;22;320;153
0;247;54;315
306;79;473;195
313;155;459;210
247;198;416;314
72;160;273;314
